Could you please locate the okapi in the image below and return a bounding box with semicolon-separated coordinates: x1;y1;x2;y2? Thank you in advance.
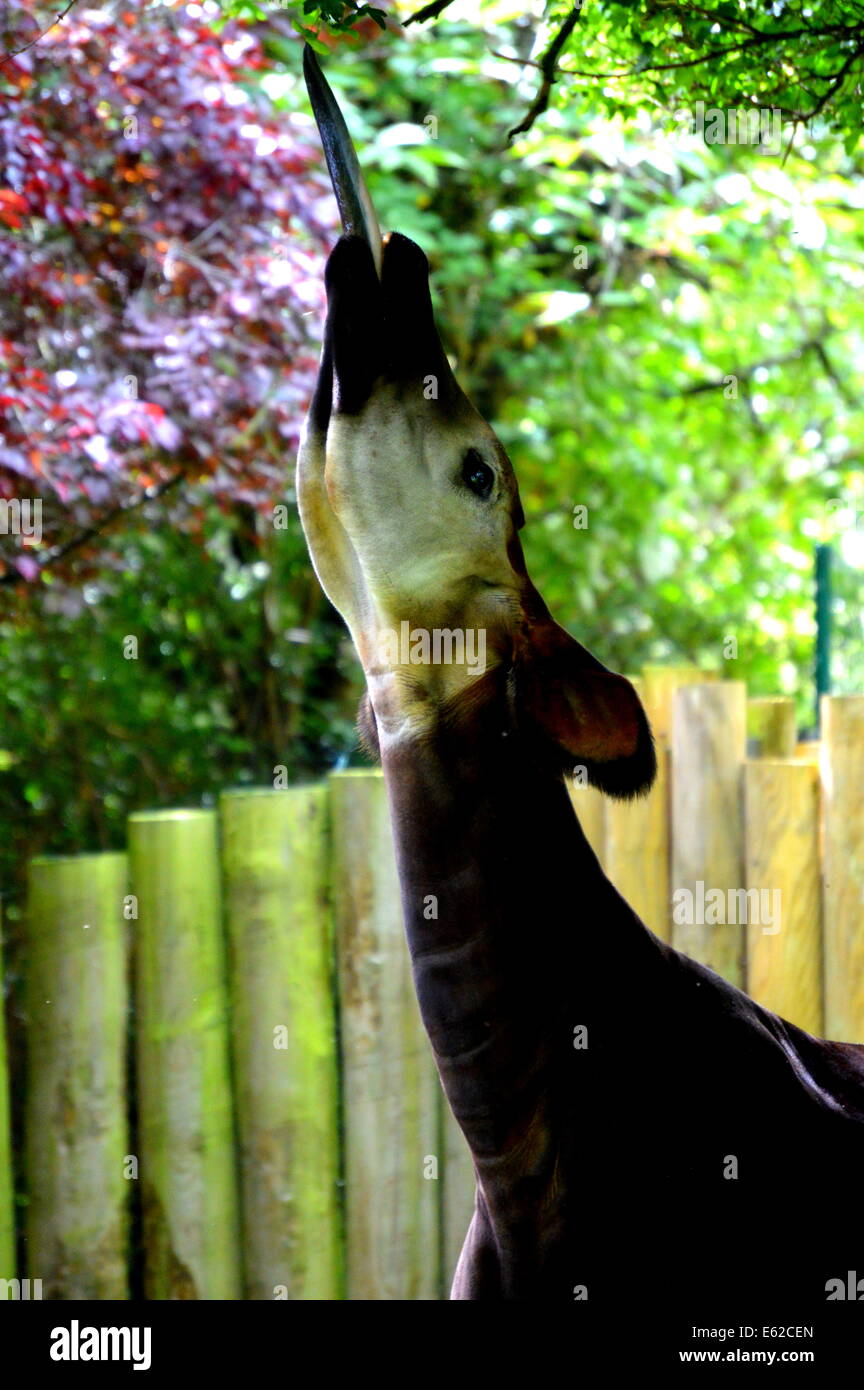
298;48;864;1306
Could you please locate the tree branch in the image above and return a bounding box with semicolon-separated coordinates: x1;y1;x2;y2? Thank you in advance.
508;3;587;141
658;334;852;401
794;45;862;122
0;471;185;587
812;339;858;408
404;0;458;27
0;0;79;66
563;24;863;80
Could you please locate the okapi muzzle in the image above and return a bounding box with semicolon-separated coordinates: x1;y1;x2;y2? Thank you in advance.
298;46;655;796
313;232;464;425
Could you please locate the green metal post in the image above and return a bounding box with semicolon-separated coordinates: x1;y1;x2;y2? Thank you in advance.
815;542;833;732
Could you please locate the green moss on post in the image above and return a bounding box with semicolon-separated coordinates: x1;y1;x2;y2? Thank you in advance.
0;906;14;1287
128;809;241;1300
747;697;797;757
24;853;129;1298
219;787;341;1300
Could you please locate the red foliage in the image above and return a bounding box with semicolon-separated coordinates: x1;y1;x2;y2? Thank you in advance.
0;0;336;581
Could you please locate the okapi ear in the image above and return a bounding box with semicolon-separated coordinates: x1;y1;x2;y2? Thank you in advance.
325;235;385;415
511;619;656;799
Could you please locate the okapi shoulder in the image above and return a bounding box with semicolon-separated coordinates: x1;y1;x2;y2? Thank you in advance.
669;946;864;1123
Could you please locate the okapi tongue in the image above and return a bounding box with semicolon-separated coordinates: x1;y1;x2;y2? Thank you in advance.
303;44;383;278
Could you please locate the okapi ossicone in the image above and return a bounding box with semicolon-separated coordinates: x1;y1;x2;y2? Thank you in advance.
298;48;864;1306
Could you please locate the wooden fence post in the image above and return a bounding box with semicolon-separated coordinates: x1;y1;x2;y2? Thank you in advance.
642;665;716;743
24;852;129;1298
567;780;606;867
329;770;440;1300
0;906;14;1289
604;777;670;941
821;697;864;1043
637;667;715;943
744;761;822;1035
219;787;341;1300
747;697;797;757
128;809;241;1300
599;679;668;940
795;740;820;762
671;683;747;986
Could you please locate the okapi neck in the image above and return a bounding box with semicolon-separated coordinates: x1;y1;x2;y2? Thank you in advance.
378;704;670;1166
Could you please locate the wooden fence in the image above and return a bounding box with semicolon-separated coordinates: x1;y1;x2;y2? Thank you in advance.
0;669;862;1300
573;672;864;1038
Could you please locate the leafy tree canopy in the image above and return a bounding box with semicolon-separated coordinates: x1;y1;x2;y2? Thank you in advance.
268;0;864;147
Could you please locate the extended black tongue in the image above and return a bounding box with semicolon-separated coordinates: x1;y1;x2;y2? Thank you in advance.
303;44;383;278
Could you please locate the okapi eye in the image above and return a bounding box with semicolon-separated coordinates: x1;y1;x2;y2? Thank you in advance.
461;449;494;500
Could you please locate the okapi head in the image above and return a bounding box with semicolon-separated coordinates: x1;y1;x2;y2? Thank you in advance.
298;47;655;797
